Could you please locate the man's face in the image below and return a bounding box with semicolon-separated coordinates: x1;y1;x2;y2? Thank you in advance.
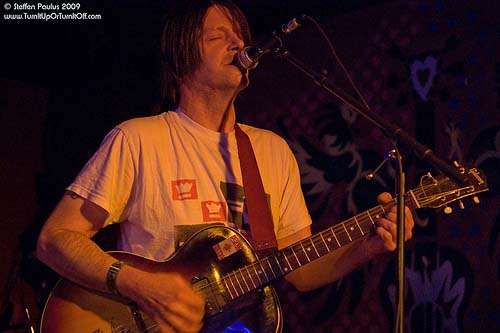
184;5;249;93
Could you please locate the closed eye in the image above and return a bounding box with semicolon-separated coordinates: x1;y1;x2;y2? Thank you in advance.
205;32;224;41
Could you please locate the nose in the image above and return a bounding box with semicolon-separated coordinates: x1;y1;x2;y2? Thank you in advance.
228;31;244;51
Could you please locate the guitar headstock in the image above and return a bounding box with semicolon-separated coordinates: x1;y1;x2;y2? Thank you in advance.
410;166;489;211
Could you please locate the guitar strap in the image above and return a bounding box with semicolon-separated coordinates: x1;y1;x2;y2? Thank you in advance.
234;124;278;254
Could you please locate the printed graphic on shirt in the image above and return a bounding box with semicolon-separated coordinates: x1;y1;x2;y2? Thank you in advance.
220;182;246;230
219;181;273;236
172;179;198;200
212;235;242;260
201;201;227;222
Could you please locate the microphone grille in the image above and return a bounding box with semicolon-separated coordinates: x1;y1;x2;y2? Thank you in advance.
236;47;259;70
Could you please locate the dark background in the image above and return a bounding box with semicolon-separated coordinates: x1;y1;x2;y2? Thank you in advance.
1;0;500;332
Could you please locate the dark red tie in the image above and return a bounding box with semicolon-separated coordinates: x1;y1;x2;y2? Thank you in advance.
234;124;277;251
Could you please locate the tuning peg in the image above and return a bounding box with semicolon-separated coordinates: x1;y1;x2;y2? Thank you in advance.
473;196;480;204
444;206;453;214
452;160;466;173
459;200;465;209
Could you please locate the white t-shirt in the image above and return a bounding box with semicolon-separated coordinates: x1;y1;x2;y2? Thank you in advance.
68;110;312;260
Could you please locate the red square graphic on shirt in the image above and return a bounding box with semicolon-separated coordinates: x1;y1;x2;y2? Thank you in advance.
202;201;226;222
172;179;198;200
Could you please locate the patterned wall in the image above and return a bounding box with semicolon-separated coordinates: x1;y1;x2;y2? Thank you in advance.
238;1;500;332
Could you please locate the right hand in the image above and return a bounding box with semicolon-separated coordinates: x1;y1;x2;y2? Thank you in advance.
118;268;205;333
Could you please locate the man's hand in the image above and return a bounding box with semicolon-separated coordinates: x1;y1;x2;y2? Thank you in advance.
118;268;205;333
363;192;414;256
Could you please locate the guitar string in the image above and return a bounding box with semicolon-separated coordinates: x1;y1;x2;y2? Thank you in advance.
108;311;160;333
200;199;388;297
191;180;467;299
108;179;465;332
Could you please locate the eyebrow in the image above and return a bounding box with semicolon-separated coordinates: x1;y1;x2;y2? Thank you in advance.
204;25;231;33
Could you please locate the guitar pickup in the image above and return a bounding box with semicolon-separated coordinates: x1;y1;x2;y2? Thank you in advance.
192;274;227;317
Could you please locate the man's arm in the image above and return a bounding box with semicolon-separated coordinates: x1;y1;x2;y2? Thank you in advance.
280;192;414;291
36;191;205;333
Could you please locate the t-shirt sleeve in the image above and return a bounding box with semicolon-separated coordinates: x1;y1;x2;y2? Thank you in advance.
67;127;135;226
275;140;313;239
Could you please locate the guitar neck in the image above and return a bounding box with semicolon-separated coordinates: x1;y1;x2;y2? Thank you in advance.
221;195;417;301
220;166;488;301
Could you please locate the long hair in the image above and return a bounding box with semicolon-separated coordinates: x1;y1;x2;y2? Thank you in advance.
160;0;251;111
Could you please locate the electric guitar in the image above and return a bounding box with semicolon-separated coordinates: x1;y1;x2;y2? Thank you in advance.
40;167;488;333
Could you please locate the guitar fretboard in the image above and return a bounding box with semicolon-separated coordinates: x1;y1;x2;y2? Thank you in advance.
220;196;417;300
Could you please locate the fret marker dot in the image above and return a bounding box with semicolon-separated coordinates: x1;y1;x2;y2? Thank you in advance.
350;226;354;231
258;270;262;274
307;247;311;251
284;267;289;272
327;238;331;242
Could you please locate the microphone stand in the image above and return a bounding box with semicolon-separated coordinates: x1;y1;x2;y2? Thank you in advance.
274;48;467;185
274;47;467;333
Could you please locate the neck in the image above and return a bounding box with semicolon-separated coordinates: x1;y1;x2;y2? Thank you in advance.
178;83;239;133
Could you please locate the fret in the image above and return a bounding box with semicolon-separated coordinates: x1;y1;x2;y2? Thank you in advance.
223;277;236;299
266;254;284;277
289;247;301;267
275;251;291;273
360;215;373;234
238;268;250;292
330;229;341;247
265;258;277;279
319;232;331;252
365;210;376;226
257;261;270;283
271;254;285;275
305;238;320;259
353;215;364;235
300;242;311;262
281;247;299;269
335;226;351;245
311;234;329;256
245;266;257;289
377;204;386;218
251;263;263;285
322;229;341;249
280;248;295;271
290;243;309;266
360;212;376;234
342;223;353;242
232;272;245;295
227;276;237;298
345;220;365;240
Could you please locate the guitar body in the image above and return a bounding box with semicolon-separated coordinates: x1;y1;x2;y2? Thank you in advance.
40;226;282;333
40;167;489;333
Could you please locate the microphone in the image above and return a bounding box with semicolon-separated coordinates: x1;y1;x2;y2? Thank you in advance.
234;14;307;70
